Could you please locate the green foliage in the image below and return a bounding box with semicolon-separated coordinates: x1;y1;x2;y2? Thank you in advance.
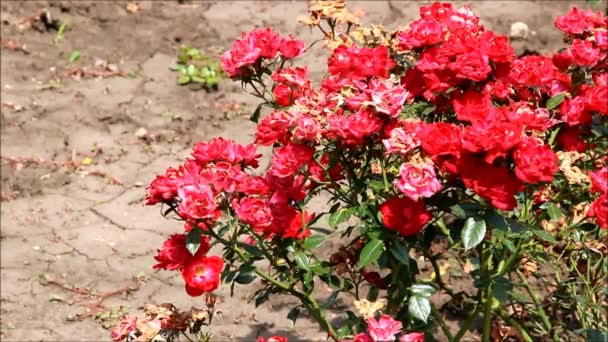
172;45;225;90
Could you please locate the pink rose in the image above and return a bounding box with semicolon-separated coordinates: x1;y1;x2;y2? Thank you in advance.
399;332;425;342
382;125;420;155
395;163;442;201
367;315;402;341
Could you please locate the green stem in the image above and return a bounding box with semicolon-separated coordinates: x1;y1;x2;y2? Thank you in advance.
481;286;493;342
452;302;483;341
516;271;552;335
498;309;534;342
431;308;453;341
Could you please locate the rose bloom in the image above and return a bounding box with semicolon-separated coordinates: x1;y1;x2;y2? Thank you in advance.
255;110;293;146
270;142;315;178
234;197;273;232
556;126;588;152
191;137;261;168
398;18;445;49
459;155;522;211
220;34;262;77
353;334;372;342
181;255;224;296
111;317;136;341
367;315;402;341
589;167;608;194
513;137;559;184
273;83;295;107
451;90;491;123
258;336;288;342
293;114;321;142
370;80;410;118
153;234;210;271
587;194;608;229
449;51;491;82
395;163;442;201
399;333;425;342
279;35;306;58
584;85;608;115
418;123;462;158
282;210;314;240
555;7;602;35
329;108;384;146
559;96;592;126
380;197;432;236
177;183;218;220
568;39;604;67
382;125;421;155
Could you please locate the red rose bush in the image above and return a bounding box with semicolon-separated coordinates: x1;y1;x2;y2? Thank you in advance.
114;1;607;341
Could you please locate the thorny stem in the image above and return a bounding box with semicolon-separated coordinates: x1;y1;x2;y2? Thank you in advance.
431;307;453;341
517;271;552;335
206;225;339;341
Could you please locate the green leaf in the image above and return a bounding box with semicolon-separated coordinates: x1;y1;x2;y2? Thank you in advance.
250;104;263;123
69;50;80;63
186;228;202;255
389;240;409;265
408;295;431;323
546;92;566;109
533;230;557;244
177;75;190;85
450;203;480;219
286;306;301;326
235;272;256;284
410;284;436;297
310;262;331;275
358;239;384;269
546;203;562;221
302;235;326;249
294;251;310;270
461;218;486;251
329;207;355;227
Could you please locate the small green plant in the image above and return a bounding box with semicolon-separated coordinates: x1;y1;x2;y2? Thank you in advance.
171;45;224;90
54;22;67;45
69;50;80;63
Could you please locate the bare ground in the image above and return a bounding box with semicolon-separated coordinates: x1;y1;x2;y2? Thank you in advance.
0;1;602;341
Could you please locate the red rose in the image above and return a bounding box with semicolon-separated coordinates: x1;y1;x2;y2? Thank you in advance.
481;31;514;63
182;255;224;296
258;336;288;342
249;28;281;58
279;35;306;58
273;83;295;107
270;142;315;178
583;85;608;115
462;121;523;164
555;7;602;35
380;197;432;236
556;126;588;152
513;137;559;184
587;194;608;229
329;108;384;146
449;51;491;82
589;167;608;194
568;39;604;67
283;210;314;240
153;234;209;271
451;90;491;123
552;50;573;71
560;96;592;126
398;18;445;49
459;155;522;210
255;110;293;146
418;123;462;158
235;197;273;232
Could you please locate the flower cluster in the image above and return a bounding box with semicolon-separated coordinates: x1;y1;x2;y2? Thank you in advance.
138;1;608;341
220;28;306;77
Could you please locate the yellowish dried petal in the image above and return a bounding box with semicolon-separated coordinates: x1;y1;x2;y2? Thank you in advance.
354;299;386;319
